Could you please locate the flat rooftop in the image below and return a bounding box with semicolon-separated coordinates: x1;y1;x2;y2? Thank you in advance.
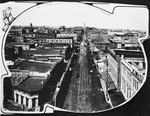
16;61;54;73
23;49;64;56
15;76;47;94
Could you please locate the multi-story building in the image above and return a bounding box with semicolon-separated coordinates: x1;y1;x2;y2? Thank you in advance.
120;56;144;100
13;75;48;110
106;49;145;100
12;57;65;110
107;49;120;90
22;48;65;62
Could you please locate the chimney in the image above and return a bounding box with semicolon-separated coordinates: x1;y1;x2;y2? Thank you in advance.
121;55;124;59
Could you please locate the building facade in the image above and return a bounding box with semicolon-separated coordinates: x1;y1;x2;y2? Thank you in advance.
120;58;144;100
13;75;48;110
107;50;120;89
14;89;39;109
107;49;145;100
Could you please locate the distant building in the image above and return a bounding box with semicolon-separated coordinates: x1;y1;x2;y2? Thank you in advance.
22;26;35;38
45;37;74;48
59;26;65;32
8;27;22;36
74;26;83;34
91;35;113;51
109;36;139;49
57;33;76;38
23;48;65;62
14;43;30;50
6;26;23;43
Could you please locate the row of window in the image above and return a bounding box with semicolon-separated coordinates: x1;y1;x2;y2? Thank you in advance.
121;63;141;90
107;54;118;68
109;62;118;80
132;69;143;82
121;65;126;76
45;39;72;44
121;78;133;99
121;64;132;83
133;78;139;90
122;72;139;91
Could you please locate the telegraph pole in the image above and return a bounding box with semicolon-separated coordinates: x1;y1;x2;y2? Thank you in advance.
117;56;121;91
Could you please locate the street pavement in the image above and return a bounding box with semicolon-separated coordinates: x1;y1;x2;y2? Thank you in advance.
63;34;110;112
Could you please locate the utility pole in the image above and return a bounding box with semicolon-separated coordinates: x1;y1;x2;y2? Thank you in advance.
117;56;121;91
104;58;108;89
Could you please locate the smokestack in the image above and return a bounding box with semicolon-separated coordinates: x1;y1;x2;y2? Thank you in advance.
30;23;33;33
30;23;32;28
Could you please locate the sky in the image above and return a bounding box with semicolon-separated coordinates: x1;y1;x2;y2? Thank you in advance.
13;2;149;31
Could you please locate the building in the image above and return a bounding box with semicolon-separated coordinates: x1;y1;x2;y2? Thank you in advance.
6;26;23;43
22;48;65;62
106;49;145;100
107;49;120;90
9;69;29;87
13;76;47;110
57;33;76;38
11;57;65;110
74;26;83;34
109;33;139;49
9;60;56;87
45;37;74;47
120;56;144;100
91;35;113;51
14;43;30;51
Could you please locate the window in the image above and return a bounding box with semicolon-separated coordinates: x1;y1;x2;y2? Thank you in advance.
21;95;23;104
124;81;126;93
16;93;19;103
32;98;36;108
127;71;132;83
133;79;139;90
122;65;126;76
127;85;131;98
133;79;135;88
121;78;125;92
136;82;139;90
26;98;29;107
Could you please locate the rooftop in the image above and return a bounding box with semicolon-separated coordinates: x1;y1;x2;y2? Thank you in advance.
114;49;144;58
23;49;64;56
16;61;54;73
15;76;47;94
109;37;138;44
55;37;74;39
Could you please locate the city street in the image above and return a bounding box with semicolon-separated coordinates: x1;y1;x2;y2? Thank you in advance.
63;34;110;112
77;40;92;112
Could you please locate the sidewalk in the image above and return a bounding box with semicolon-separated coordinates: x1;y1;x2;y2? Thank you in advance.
95;58;125;107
